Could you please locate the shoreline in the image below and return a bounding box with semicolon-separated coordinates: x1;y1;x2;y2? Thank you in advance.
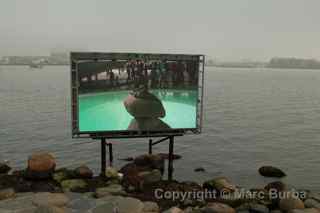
1;152;319;213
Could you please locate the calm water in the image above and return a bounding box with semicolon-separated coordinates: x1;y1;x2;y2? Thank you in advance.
0;66;319;191
79;90;197;132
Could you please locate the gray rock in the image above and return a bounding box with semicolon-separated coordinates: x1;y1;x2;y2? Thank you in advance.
92;196;144;213
105;167;119;179
258;166;286;178
74;165;93;179
138;169;162;186
236;203;269;213
204;202;236;213
203;177;236;193
143;201;160;212
61;179;88;192
32;192;70;207
95;184;126;198
288;208;320;213
0;191;33;210
162;207;183;213
0;188;15;201
308;192;320;202
68;197;96;211
304;199;320;208
279;196;305;212
34;205;69;213
269;211;282;213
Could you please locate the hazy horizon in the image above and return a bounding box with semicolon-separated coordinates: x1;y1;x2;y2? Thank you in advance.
1;0;320;61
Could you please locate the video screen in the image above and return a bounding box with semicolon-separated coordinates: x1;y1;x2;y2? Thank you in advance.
72;53;203;135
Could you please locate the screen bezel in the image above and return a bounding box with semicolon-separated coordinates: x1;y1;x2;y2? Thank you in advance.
71;52;204;138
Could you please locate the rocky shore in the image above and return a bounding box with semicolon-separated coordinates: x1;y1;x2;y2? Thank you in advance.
0;151;319;213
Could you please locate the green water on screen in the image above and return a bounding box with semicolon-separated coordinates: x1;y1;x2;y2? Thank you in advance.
79;89;198;132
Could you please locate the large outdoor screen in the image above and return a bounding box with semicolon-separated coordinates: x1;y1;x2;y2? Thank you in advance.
71;52;204;138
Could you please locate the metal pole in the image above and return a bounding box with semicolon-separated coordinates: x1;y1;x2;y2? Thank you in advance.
149;139;152;154
100;138;106;177
108;143;113;166
168;136;174;181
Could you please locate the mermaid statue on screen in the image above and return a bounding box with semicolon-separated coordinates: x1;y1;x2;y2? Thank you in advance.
123;83;171;131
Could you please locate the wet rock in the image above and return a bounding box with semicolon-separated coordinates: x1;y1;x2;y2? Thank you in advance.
53;168;75;184
162;207;183;213
264;181;287;192
236;203;269;213
308;192;320;202
304;199;320;208
128;118;171;131
138;169;162;186
203;177;236;193
34;205;67;213
0;162;11;174
288;209;320;213
74;165;93;179
26;152;56;179
203;202;236;213
31;181;59;193
0;188;15;200
92;196;144;213
134;154;165;173
95;184;126;198
105;167;119;179
258;166;286;178
279;194;305;212
32;192;70;207
194;167;205;172
60;179;88;193
124;93;165;118
143;201;160;212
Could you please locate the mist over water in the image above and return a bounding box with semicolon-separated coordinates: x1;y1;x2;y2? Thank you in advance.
0;66;319;191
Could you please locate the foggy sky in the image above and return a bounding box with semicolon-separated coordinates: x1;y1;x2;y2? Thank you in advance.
1;0;320;61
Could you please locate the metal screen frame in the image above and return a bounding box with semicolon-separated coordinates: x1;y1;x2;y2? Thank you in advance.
71;52;204;138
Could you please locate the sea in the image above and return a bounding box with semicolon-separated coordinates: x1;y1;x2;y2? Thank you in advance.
0;65;319;192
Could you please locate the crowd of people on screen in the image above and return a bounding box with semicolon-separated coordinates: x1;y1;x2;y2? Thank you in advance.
109;60;198;89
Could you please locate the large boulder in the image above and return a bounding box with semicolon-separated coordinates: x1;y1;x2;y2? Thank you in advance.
53;168;75;184
138;169;162;186
0;188;15;200
123;93;165;118
32;192;70;207
0;162;11;174
74;165;93;179
105;167;119;180
279;193;305;212
127;118;171;131
60;179;88;192
288;209;320;213
134;154;165;173
258;166;286;178
203;177;237;193
203;202;236;213
162;207;183;213
26;152;56;179
95;184;126;198
92;196;144;213
143;201;160;213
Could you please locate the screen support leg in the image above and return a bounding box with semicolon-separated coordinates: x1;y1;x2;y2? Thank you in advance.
100;138;113;177
168;136;174;181
148;136;175;181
